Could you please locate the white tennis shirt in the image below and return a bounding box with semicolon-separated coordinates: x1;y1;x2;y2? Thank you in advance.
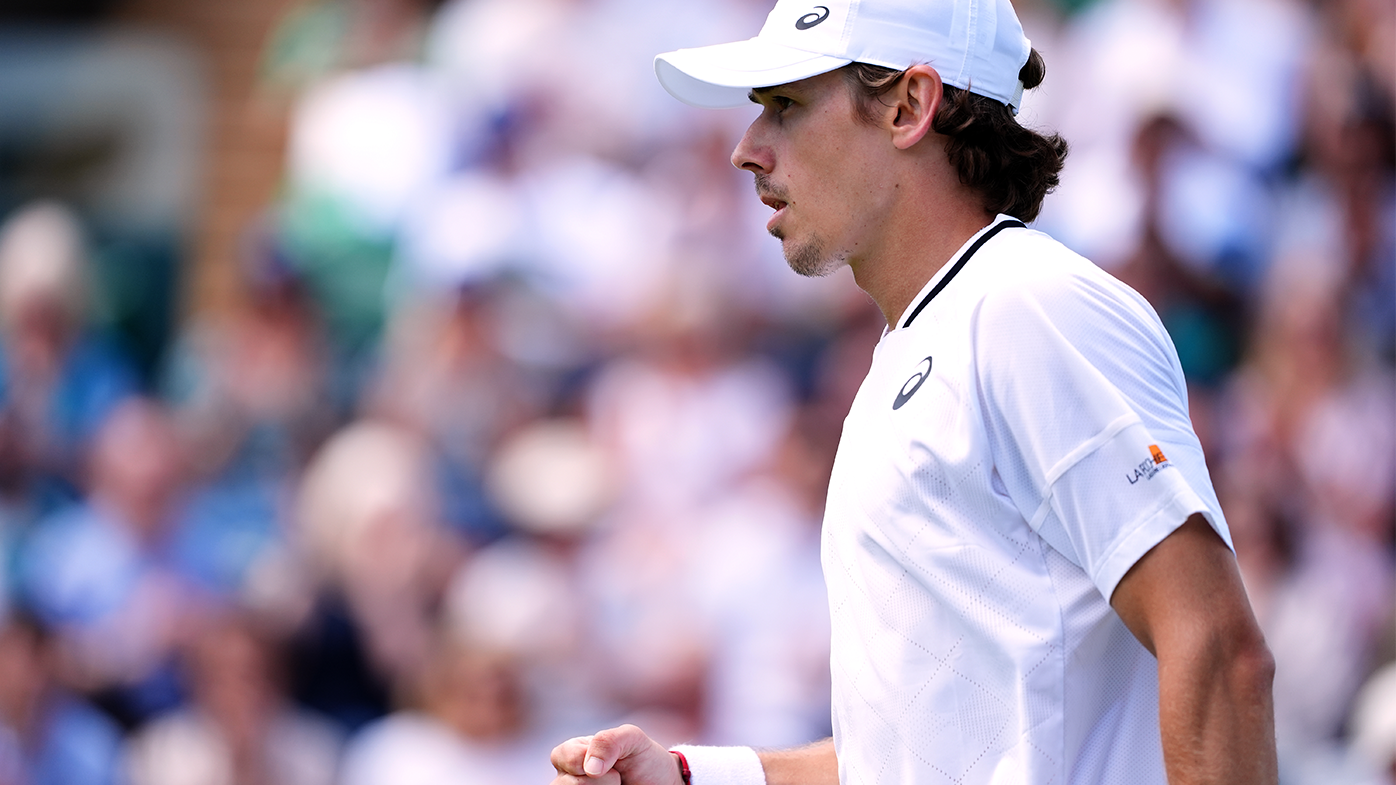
823;216;1232;785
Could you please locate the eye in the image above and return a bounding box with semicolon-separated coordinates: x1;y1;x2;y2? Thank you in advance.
749;91;797;116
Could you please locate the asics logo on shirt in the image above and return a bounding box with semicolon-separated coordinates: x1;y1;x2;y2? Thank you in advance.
893;356;933;410
795;5;829;29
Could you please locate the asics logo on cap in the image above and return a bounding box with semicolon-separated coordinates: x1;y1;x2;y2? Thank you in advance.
654;0;1031;110
794;5;830;30
893;357;933;410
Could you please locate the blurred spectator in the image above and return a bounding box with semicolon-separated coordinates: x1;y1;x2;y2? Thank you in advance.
127;611;341;785
1351;660;1396;783
1035;0;1307;277
157;238;337;617
290;421;463;730
0;202;138;498
16;399;188;727
1284;0;1396;364
585;281;794;512
1111;114;1245;385
446;419;621;738
690;412;833;747
339;635;552;785
566;408;831;745
481;418;617;541
365;286;548;544
1219;263;1395;759
165;237;336;489
278;65;452;353
440;155;678;334
261;0;461;363
443;536;593;731
0;609;125;785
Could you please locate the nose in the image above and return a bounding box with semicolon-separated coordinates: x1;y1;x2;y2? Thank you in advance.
730;118;772;173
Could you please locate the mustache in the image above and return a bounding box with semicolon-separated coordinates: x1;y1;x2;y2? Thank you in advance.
754;173;789;203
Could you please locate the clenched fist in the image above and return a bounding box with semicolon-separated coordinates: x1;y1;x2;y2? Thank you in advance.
550;725;684;785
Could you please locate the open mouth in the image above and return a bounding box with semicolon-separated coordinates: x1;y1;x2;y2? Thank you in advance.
760;195;788;234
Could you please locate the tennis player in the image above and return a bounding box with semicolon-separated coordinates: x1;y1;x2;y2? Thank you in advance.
551;0;1278;783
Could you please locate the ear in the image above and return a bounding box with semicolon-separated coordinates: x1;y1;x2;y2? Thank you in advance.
888;65;943;150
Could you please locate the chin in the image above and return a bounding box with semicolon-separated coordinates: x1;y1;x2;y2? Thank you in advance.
782;236;839;278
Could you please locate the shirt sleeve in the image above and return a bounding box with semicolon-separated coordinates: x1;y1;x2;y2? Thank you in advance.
971;271;1229;601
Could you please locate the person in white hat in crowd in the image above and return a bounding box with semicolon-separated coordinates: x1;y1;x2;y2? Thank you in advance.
1351;659;1396;783
550;0;1278;783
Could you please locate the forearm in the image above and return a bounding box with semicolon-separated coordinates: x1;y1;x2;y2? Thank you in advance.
1158;637;1277;784
757;738;838;785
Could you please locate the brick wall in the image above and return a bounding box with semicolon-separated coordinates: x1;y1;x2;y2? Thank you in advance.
118;0;300;318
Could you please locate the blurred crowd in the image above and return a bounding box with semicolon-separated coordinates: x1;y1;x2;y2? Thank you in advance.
0;0;1390;783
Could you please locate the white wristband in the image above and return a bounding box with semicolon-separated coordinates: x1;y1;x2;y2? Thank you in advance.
670;745;766;785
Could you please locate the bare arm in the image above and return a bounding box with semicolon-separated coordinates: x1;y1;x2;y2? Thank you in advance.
550;726;838;785
758;738;839;785
1111;514;1278;785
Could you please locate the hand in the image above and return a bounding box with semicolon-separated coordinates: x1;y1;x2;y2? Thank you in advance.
550;725;683;785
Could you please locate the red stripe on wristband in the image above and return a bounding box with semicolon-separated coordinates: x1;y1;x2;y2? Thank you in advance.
671;750;692;785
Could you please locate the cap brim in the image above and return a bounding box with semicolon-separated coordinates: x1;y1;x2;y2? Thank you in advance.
655;38;852;109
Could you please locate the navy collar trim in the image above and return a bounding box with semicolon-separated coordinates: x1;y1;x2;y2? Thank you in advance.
900;219;1026;329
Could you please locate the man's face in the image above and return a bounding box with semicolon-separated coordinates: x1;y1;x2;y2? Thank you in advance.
731;69;895;277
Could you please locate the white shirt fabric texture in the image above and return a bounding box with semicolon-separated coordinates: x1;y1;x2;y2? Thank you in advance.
823;216;1232;785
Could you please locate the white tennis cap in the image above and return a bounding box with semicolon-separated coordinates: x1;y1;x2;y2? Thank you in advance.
655;0;1031;112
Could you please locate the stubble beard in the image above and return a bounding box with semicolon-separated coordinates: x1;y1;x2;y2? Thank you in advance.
757;173;840;278
772;226;837;278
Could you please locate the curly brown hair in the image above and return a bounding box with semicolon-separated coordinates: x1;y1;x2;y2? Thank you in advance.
841;50;1068;222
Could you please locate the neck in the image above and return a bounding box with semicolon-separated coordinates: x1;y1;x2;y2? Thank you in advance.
849;201;995;329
